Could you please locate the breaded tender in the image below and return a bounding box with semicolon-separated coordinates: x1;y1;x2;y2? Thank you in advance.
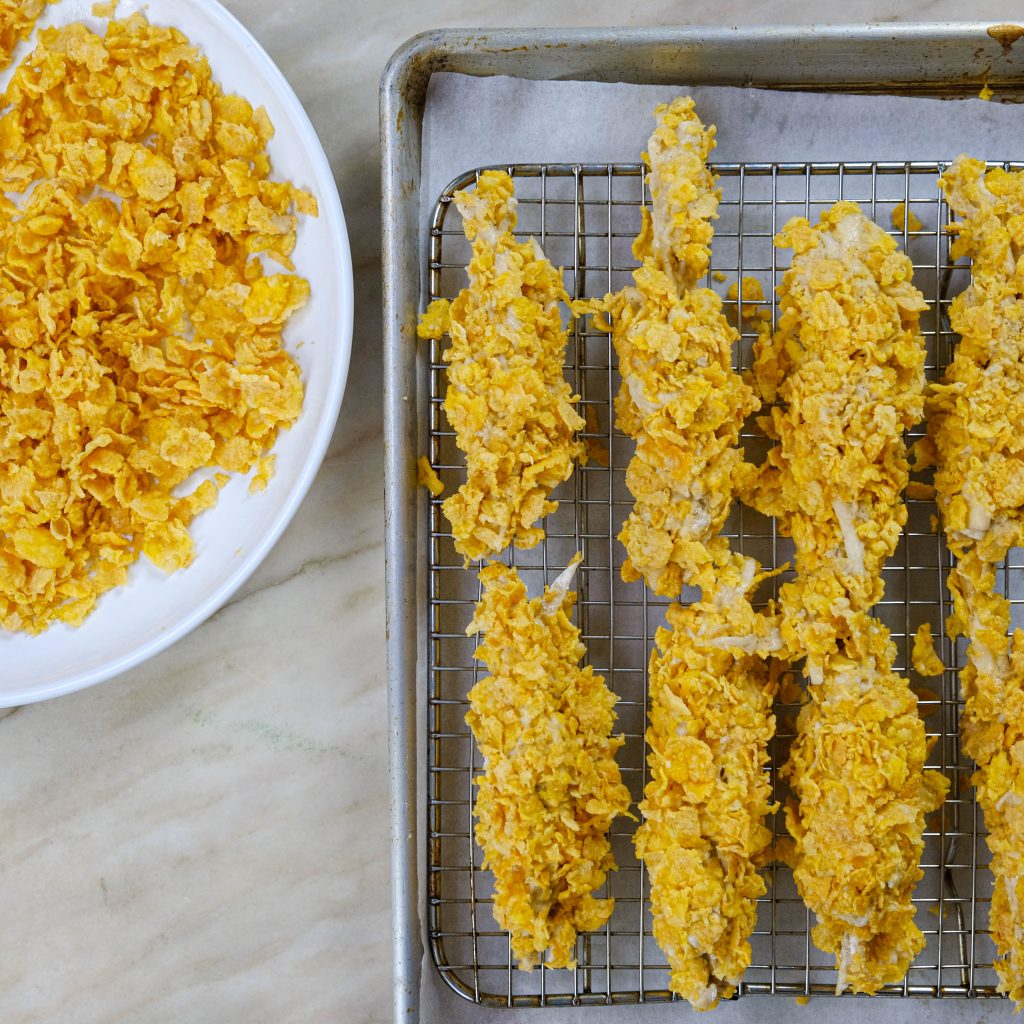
929;155;1024;1004
466;559;631;970
586;98;758;597
783;615;947;995
749;202;947;992
749;201;930;657
931;157;1024;568
635;556;781;1010
417;170;584;562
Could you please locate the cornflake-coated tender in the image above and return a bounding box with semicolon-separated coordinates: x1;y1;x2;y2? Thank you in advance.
465;559;631;970
0;14;314;633
584;98;759;598
635;556;782;1010
929;156;1024;1006
750;202;948;993
417;170;585;563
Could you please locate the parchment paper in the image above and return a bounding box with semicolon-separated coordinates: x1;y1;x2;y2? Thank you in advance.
418;73;1022;1024
422;73;1024;233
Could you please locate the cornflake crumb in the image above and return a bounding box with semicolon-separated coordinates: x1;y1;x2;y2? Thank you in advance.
583;404;609;468
727;275;766;319
417;456;444;497
249;455;277;495
0;0;49;70
906;481;935;500
891;202;923;233
912;622;945;677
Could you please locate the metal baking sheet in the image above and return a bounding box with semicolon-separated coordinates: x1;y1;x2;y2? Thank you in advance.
381;26;1024;1023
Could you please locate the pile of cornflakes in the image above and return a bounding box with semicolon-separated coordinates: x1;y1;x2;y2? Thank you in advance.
0;11;315;633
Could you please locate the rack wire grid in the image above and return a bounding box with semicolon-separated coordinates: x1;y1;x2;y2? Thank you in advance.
423;159;1023;1008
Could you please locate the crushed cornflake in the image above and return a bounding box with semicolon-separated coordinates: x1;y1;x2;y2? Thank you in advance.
891;202;923;233
912;622;945;677
416;455;443;497
0;13;315;633
726;275;767;320
0;0;49;70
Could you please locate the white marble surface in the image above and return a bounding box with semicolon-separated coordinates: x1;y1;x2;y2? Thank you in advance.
5;2;1024;1023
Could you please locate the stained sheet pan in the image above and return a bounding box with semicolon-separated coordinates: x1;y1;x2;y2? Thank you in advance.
381;25;1024;1024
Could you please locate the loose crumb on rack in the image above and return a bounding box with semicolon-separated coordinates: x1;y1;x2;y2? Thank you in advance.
417;456;444;497
727;275;768;320
912;623;944;678
583;405;609;467
891;202;923;232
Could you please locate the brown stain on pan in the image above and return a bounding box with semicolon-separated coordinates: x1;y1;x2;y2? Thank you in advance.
988;24;1024;53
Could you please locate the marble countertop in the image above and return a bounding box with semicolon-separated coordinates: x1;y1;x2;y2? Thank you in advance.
5;2;1024;1023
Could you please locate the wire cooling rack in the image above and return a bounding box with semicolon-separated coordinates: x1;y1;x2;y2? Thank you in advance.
423;160;1024;1007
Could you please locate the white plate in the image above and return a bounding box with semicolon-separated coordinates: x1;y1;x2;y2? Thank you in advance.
1;0;353;706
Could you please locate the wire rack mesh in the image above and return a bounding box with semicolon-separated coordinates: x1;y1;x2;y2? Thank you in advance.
423;160;1023;1007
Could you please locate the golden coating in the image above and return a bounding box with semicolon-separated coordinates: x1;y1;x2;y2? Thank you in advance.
0;0;47;69
0;15;311;633
417;171;584;562
782;614;946;994
466;560;631;971
588;98;758;597
749;201;929;657
929;155;1024;1004
635;557;780;1010
750;202;947;991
